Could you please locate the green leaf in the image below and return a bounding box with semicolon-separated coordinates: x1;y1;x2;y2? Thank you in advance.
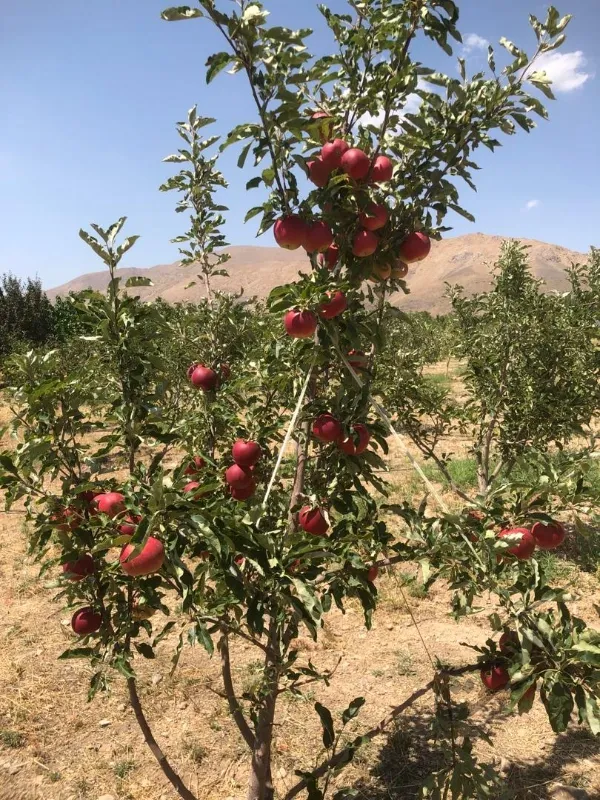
342;697;365;725
314;701;335;748
161;6;204;22
125;276;154;288
58;647;96;659
206;52;233;84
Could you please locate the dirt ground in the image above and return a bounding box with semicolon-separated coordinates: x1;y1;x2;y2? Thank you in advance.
1;372;600;800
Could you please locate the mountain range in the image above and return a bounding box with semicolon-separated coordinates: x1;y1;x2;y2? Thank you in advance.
47;233;587;315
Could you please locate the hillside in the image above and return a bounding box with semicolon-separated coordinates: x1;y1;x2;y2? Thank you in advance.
47;233;587;314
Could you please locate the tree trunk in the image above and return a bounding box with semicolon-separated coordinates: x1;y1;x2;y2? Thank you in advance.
246;689;277;800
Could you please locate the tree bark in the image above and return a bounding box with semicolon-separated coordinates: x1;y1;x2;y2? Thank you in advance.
127;677;197;800
247;622;280;800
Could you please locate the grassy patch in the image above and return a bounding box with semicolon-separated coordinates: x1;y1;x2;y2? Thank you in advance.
423;372;452;392
113;759;135;779
0;729;25;748
421;457;478;490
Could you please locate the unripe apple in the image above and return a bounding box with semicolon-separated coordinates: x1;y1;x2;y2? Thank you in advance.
480;665;510;691
190;365;219;392
225;464;254;489
303;221;334;253
498;527;536;560
95;492;126;519
359;203;388;231
71;607;102;636
321;138;349;170
120;537;165;577
368;263;392;282
232;439;261;467
367;565;379;582
399;232;431;263
371;155;394;182
312;413;342;443
62;554;95;582
318;290;347;319
230;480;257;501
118;514;141;536
337;423;370;456
352;230;379;257
317;245;340;270
274;215;308;250
347;350;369;372
184;456;206;476
391;260;409;279
308;158;332;188
284;309;318;339
311;110;334;143
298;506;329;536
531;521;566;550
341;148;371;181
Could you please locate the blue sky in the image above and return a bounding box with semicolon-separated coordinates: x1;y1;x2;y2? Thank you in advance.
1;0;598;288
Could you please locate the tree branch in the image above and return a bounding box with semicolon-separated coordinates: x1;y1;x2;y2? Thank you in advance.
127;677;198;800
219;632;255;750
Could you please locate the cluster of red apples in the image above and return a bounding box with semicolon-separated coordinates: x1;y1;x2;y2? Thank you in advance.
62;491;165;636
478;520;566;695
497;519;566;561
274;113;432;339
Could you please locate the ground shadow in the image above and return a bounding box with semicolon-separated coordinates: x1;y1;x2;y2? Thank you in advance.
345;701;600;799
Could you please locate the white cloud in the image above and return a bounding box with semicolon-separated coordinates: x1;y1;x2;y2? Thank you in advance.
462;33;489;54
360;80;426;127
530;50;592;93
524;199;540;211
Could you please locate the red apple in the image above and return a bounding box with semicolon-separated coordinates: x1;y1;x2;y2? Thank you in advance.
71;607;102;636
318;290;347;319
311;110;334;143
499;631;518;652
498;527;536;560
371;155;394;182
303;221;334;253
480;665;510;691
95;492;126;519
120;537;165;577
317;245;340;270
274;215;307;250
230;480;257;501
225;464;254;489
284;309;318;339
341;148;371;181
359;203;388;231
184;456;206;476
190;365;219;392
522;684;536;704
367;565;379;582
347;350;369;372
338;423;370;456
312;413;342;443
391;260;409;279
288;558;301;573
321;138;349;169
183;481;207;500
399;232;431;263
232;439;261;467
62;554;95;582
531;521;566;550
51;507;81;532
298;506;329;536
308;158;331;188
234;553;246;566
352;230;379;257
118;514;141;536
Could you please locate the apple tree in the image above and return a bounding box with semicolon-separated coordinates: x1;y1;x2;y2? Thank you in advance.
2;3;600;800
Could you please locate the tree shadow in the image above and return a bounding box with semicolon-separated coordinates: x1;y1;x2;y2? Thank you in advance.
346;698;600;799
